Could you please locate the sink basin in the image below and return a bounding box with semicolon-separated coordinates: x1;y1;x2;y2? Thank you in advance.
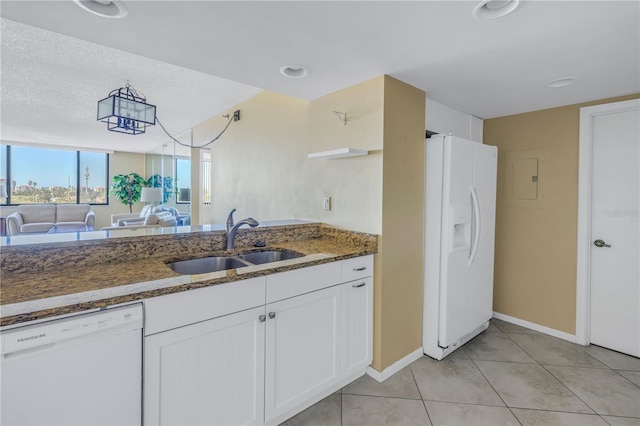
239;250;302;265
167;250;304;275
167;256;249;275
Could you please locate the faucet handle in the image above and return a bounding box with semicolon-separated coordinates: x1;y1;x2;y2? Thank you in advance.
226;208;236;233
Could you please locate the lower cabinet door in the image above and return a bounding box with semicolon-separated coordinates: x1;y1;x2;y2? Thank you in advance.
264;285;341;423
341;277;373;377
144;306;265;426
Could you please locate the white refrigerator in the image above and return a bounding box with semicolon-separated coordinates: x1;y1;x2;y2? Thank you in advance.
423;134;498;360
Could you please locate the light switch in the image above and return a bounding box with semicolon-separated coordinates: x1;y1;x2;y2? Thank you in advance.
323;197;331;211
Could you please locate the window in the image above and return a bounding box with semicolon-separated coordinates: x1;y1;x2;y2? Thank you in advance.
0;145;109;205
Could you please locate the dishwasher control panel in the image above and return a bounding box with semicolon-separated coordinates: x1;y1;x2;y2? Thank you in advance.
1;304;143;355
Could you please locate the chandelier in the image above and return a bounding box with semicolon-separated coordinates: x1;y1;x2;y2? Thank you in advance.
97;83;156;135
97;82;240;147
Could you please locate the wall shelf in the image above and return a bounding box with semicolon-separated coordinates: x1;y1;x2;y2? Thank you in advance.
307;148;369;160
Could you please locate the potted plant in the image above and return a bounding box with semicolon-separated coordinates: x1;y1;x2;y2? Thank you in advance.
147;174;175;204
110;173;147;213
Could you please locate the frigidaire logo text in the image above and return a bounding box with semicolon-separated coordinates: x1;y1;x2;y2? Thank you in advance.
18;333;46;342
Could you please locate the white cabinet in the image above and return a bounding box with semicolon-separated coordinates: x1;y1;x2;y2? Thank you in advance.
144;255;374;426
340;255;374;379
145;306;265;426
264;285;341;423
341;277;373;377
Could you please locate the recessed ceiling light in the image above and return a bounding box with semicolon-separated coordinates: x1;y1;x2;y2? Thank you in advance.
73;0;128;19
279;65;310;79
546;77;577;88
473;0;521;19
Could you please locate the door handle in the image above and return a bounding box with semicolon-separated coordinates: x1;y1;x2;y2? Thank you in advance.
593;239;611;248
268;312;276;319
259;315;266;322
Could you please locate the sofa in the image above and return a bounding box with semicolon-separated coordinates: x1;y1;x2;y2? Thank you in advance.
101;205;177;231
6;204;96;236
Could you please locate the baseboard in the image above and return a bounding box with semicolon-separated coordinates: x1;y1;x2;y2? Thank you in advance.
366;347;424;383
492;312;577;343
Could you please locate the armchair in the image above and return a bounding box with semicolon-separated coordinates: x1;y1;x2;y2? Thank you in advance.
109;205;156;227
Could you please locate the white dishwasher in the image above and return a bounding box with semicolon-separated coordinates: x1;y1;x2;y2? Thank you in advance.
1;304;143;426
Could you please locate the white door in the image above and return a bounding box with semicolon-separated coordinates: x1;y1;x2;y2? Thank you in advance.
144;306;265;426
265;285;341;423
587;100;640;357
341;277;373;377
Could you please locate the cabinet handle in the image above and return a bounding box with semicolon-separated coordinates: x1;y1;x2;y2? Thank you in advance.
352;282;366;288
259;315;266;322
353;266;367;271
268;312;276;319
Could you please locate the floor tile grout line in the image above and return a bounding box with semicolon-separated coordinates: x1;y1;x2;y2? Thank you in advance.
600;414;640;422
341;392;429;403
341;392;423;401
537;363;600;416
501;328;599;413
420;399;433;426
467;356;514;408
467;356;524;425
408;358;434;425
495;327;543;367
339;388;343;426
611;368;640;389
500;325;616;370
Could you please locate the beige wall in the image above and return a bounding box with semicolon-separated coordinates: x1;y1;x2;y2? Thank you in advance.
93;151;147;229
375;76;426;370
484;93;639;334
194;75;425;371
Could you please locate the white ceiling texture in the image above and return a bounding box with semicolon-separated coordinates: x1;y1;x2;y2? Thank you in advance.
1;1;639;154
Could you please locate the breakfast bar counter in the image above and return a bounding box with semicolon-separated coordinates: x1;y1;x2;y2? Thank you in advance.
0;221;377;327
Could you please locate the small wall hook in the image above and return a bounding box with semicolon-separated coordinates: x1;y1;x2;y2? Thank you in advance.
333;111;347;126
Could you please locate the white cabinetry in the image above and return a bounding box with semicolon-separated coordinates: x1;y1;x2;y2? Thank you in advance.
145;306;265;426
341;277;373;377
265;285;341;423
340;256;374;378
144;255;374;426
144;277;266;426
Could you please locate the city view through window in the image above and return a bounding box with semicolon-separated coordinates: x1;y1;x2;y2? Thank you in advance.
0;145;109;205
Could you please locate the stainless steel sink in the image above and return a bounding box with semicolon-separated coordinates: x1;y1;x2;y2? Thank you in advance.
167;256;249;275
166;250;304;275
239;250;303;265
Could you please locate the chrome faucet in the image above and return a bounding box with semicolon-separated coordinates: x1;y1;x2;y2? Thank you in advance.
226;208;259;250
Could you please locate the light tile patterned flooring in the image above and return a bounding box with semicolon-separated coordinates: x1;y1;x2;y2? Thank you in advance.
281;319;640;426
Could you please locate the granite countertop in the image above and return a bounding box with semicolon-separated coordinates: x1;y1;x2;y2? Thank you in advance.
0;222;377;327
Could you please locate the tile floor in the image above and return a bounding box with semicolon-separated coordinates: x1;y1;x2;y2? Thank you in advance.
281;319;640;426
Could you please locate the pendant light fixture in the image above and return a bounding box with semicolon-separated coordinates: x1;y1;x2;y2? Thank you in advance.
97;83;156;135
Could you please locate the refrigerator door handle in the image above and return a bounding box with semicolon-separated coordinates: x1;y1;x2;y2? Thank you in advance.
469;185;482;266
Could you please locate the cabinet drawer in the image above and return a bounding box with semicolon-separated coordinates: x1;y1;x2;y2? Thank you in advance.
341;255;374;282
266;262;341;304
144;277;266;336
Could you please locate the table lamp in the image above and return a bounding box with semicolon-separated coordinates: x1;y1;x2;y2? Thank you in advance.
140;187;163;206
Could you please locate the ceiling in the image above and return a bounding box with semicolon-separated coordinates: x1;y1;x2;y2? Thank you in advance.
1;1;639;154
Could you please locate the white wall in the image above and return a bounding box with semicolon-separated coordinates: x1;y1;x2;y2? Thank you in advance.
194;78;386;234
426;97;484;143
